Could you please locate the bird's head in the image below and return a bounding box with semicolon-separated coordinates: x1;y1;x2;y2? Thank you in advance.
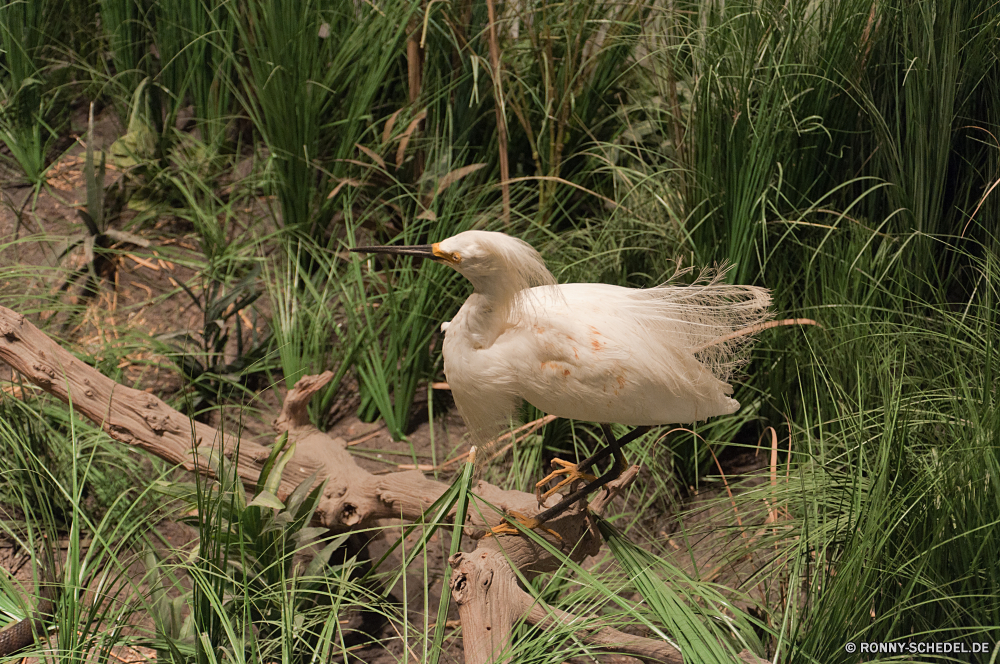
352;230;556;298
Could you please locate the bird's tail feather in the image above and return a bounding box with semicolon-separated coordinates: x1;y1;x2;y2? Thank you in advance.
625;263;772;384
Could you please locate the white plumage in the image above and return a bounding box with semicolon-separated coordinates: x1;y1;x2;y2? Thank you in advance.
430;232;771;459
353;230;772;513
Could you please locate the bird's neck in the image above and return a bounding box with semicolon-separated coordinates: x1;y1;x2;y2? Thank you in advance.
453;290;511;348
466;271;526;313
464;273;505;299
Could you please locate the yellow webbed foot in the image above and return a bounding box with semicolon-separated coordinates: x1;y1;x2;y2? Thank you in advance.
535;458;599;504
483;510;561;540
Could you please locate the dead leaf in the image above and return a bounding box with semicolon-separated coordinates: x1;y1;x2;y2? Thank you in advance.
383;108;403;144
355;143;386;170
338;158;383;171
127;254;159;270
435;163;486;197
328;177;365;199
396;109;427;167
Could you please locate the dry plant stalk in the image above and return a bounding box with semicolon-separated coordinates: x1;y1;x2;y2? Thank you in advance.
485;0;511;225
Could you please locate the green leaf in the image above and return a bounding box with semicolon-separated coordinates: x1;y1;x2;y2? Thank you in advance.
247;490;285;510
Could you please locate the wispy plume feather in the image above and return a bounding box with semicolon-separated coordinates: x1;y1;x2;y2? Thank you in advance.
624;264;772;384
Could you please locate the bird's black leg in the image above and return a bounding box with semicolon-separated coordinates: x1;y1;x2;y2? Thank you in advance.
534;425;649;504
569;425;649;477
531;425;650;526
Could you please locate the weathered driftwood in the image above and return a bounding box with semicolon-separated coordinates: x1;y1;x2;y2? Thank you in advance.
0;305;766;663
448;464;683;664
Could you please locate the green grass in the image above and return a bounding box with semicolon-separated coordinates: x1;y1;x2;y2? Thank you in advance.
2;0;1000;660
0;393;166;663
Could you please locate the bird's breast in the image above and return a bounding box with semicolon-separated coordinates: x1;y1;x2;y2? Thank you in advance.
442;305;501;387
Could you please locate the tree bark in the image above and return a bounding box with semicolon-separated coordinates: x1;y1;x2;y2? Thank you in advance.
0;305;766;663
448;467;684;664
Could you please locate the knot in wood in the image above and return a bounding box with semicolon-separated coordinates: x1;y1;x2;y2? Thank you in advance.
451;571;469;599
447;552;498;605
144;412;177;435
108;424;135;443
339;502;360;526
480;568;494;590
0;318;19;340
32;362;56;385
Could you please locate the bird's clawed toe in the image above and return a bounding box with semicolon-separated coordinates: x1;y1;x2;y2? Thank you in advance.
535;458;599;504
483;510;561;540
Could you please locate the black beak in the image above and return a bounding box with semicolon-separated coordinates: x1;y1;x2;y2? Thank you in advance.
350;244;439;260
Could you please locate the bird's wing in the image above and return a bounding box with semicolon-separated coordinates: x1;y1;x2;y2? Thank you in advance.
497;281;769;425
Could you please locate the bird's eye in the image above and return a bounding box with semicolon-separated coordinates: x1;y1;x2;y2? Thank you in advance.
431;244;461;264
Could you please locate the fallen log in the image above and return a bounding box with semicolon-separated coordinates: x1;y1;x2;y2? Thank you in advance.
0;305;766;663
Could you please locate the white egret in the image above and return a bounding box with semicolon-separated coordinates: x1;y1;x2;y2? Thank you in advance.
352;230;773;531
